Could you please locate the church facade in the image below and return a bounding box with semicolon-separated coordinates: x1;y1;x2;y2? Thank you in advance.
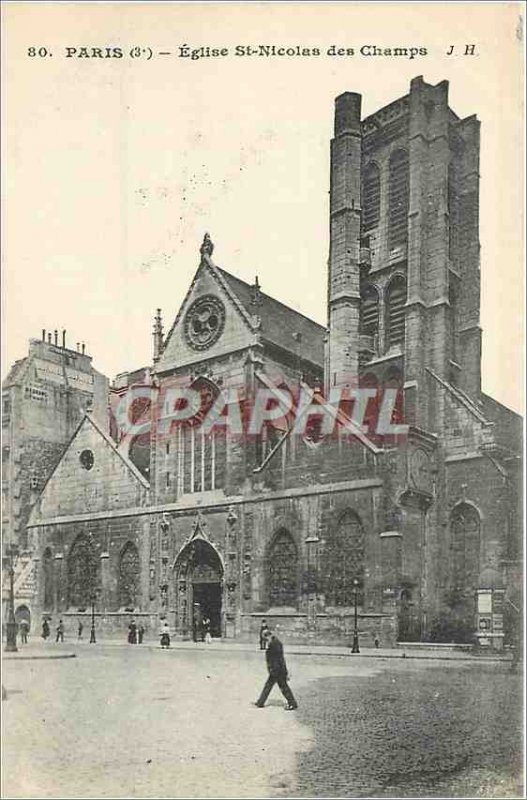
26;77;522;647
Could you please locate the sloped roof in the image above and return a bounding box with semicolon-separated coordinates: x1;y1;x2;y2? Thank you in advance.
216;267;325;367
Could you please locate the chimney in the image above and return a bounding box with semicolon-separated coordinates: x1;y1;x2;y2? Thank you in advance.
76;342;80;352
153;309;164;362
42;329;46;342
62;330;66;348
81;342;86;355
47;333;52;344
54;330;58;346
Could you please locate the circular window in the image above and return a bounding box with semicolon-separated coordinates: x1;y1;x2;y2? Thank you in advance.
79;449;94;470
184;295;226;351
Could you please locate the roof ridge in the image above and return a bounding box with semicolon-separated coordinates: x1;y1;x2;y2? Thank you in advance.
216;266;326;331
425;368;489;425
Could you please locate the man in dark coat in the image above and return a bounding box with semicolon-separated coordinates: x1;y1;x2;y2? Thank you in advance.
255;629;298;710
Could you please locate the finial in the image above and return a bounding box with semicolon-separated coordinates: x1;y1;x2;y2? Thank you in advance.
200;233;214;258
153;309;164;362
251;275;262;305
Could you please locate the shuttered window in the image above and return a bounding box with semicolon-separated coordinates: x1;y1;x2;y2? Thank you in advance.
388;150;409;249
386;277;406;349
362;162;381;230
360;285;379;338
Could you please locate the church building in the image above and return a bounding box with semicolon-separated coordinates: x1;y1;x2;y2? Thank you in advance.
26;77;522;647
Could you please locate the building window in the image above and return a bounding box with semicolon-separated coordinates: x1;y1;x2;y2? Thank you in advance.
386;276;406;349
43;548;54;611
362;162;381;230
323;510;364;606
2;395;11;420
118;542;140;610
175;378;226;495
450;504;480;591
67;535;97;609
360;285;379;340
388;149;409;249
267;529;298;608
129;434;150;480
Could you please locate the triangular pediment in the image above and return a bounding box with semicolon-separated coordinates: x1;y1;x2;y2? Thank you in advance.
30;413;149;522
157;255;258;373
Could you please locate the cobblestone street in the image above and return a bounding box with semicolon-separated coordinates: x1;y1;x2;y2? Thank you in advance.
2;642;523;798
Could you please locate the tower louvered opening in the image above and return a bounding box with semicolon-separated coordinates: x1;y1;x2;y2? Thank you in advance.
388;149;409;249
362;162;381;231
360;285;379;338
386;277;406;349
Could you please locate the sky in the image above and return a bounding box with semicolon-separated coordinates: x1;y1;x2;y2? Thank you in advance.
2;2;524;413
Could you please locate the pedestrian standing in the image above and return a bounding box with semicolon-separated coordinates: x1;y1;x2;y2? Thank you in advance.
138;624;145;644
254;628;298;711
19;619;29;644
42;618;50;640
159;620;170;649
55;619;65;643
259;619;270;650
192;604;202;643
78;621;84;640
128;619;138;644
203;617;212;644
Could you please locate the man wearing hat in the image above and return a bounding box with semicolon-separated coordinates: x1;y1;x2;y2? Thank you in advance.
254;628;298;711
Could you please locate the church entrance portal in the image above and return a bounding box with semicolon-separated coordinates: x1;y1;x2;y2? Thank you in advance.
174;539;223;640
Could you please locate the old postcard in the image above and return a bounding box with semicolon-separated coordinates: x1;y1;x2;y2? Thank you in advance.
2;2;524;798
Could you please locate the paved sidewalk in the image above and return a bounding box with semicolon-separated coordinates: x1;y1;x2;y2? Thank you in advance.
11;635;509;663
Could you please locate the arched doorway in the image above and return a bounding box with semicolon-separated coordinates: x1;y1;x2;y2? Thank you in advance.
174;539;223;639
15;605;31;631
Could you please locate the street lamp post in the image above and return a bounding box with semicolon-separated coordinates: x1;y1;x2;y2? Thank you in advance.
5;544;19;652
351;578;360;654
89;593;96;643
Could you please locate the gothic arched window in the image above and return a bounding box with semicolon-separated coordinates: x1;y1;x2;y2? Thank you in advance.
118;542;140;610
450;504;480;591
176;376;226;495
324;510;365;606
386;276;407;349
267;530;298;608
388;149;409;249
42;547;54;611
67;535;96;609
129;434;151;480
362;162;381;230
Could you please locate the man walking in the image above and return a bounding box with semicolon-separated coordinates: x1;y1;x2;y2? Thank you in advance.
255;628;298;711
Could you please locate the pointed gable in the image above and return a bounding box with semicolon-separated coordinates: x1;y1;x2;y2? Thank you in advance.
157;255;257;373
31;413;149;521
157;237;325;373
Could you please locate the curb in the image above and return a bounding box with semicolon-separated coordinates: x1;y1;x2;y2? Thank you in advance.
66;641;510;664
3;652;76;661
